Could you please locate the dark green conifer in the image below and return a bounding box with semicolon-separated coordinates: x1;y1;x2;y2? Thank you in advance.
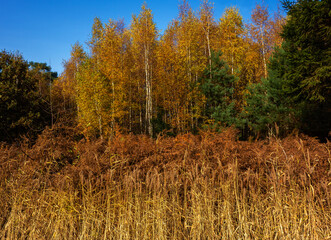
200;51;238;129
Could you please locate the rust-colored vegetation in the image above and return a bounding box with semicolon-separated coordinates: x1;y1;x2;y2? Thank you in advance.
0;125;330;239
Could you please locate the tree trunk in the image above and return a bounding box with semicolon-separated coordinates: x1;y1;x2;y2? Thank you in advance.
111;81;115;133
260;26;267;78
129;74;132;132
206;28;212;78
50;82;54;129
99;114;103;140
145;45;153;137
95;99;103;140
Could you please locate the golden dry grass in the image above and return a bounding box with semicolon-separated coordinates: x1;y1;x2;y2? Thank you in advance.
0;126;330;239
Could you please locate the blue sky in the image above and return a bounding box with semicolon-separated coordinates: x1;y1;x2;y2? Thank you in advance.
0;0;283;75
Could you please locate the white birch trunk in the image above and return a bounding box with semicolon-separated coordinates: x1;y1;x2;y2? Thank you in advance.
260;26;267;78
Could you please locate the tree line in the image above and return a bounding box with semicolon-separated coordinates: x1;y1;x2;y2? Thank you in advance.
55;0;285;138
1;0;330;142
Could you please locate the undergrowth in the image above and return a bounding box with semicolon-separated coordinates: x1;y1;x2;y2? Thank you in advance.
0;125;330;239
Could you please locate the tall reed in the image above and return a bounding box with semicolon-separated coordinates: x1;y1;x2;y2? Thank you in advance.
0;127;330;239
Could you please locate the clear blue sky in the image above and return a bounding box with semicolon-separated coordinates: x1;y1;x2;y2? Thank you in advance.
0;0;283;75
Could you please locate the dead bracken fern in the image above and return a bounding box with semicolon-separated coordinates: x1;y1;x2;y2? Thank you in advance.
0;126;330;239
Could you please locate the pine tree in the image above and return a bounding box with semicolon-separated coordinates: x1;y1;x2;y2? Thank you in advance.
281;0;331;103
278;0;330;139
199;51;237;129
242;47;294;138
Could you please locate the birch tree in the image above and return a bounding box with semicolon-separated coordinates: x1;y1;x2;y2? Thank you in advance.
250;3;272;79
76;58;111;139
99;19;128;133
54;42;86;116
131;3;157;136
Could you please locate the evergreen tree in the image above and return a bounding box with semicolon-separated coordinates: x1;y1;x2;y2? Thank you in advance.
242;47;294;137
199;51;237;129
281;0;331;103
280;0;330;139
243;0;331;139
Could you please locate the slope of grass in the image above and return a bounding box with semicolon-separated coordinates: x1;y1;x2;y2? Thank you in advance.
0;126;330;239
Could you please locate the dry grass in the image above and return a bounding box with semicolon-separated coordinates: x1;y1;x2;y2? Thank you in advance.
0;126;330;239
